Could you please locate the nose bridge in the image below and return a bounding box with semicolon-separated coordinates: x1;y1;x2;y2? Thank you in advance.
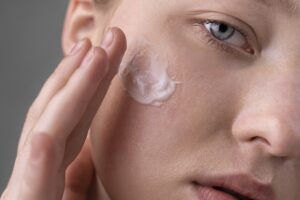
232;69;300;158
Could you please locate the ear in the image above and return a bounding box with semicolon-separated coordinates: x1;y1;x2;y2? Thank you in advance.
62;0;97;56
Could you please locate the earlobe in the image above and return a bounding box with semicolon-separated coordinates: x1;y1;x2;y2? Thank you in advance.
62;0;96;56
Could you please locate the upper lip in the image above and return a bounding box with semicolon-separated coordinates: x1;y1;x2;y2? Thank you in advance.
193;173;274;200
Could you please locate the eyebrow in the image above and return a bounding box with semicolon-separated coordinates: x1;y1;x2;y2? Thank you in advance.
254;0;298;14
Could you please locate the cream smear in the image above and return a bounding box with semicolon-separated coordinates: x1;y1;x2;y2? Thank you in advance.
118;40;180;106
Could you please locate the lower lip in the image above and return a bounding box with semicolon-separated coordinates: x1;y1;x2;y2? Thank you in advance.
195;185;237;200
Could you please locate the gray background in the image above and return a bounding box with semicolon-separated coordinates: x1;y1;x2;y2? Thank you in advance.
0;0;68;193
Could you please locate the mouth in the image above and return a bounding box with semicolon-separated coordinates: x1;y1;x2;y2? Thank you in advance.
212;186;252;200
193;182;252;200
191;174;274;200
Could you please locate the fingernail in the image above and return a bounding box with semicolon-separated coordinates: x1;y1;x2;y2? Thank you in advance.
100;28;114;49
69;39;85;56
82;48;95;65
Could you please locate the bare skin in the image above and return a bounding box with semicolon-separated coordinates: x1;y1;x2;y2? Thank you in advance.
1;28;126;200
2;0;300;199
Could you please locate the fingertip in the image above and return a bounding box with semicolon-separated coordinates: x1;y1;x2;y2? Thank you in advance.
102;27;127;77
65;38;92;57
93;47;110;74
101;27;127;58
110;27;127;61
111;27;127;54
83;38;93;50
93;46;109;62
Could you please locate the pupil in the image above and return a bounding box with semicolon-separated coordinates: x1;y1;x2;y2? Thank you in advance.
219;23;228;33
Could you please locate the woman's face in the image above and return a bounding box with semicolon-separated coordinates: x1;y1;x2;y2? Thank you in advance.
84;0;300;199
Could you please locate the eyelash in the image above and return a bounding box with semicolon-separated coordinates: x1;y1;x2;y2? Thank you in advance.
192;19;254;56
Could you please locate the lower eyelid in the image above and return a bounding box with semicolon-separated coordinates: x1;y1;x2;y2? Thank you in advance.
203;30;240;55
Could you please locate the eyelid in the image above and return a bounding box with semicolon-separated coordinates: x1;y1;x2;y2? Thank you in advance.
187;12;260;56
194;19;256;57
201;19;254;55
197;24;249;57
204;19;248;40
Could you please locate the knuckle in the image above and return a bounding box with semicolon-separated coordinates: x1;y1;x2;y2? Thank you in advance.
49;68;70;86
29;133;61;166
65;172;86;193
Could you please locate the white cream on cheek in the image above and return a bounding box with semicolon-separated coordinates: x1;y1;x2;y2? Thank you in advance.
118;39;180;106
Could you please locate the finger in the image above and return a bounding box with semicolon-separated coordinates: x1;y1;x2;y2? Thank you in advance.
11;28;126;200
19;47;109;200
61;27;127;199
19;133;63;200
63;27;127;164
4;39;92;200
100;27;127;80
32;46;109;149
19;39;92;152
62;136;94;200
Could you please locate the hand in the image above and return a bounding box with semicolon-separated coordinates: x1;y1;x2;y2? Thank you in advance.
1;27;127;200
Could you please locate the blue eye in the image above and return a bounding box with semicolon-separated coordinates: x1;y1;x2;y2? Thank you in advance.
204;21;247;49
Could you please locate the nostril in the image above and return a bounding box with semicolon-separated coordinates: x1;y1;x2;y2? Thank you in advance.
249;136;270;145
231;111;297;158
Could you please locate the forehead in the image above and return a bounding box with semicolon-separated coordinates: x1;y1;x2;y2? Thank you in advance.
152;0;299;15
245;0;299;14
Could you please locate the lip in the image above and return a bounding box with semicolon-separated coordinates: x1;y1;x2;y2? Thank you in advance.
195;185;244;200
192;173;274;200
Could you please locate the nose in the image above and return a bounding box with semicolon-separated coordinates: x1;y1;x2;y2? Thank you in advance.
232;72;300;158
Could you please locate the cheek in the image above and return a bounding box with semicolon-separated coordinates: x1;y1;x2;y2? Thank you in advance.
89;86;191;199
89;12;247;198
118;38;179;107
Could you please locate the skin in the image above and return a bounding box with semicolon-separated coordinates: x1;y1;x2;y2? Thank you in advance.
1;0;300;199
